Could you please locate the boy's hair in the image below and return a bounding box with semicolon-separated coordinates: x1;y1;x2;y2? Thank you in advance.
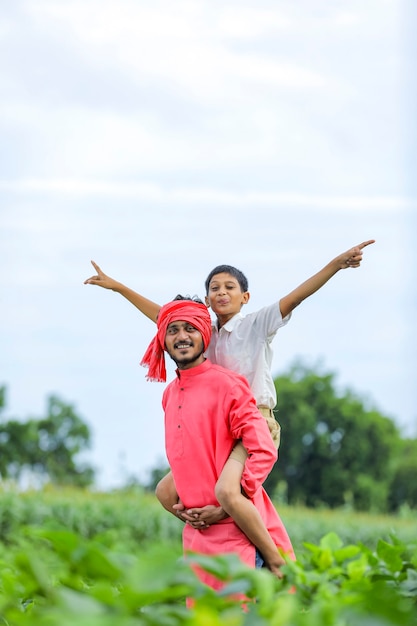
204;265;249;294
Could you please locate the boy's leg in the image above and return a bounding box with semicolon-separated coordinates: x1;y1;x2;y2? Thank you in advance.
155;471;179;513
258;406;281;449
215;453;285;578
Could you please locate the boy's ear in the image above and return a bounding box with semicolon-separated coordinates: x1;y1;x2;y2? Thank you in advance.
205;295;210;308
242;291;250;305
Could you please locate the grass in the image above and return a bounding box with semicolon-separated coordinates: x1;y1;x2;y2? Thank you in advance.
0;485;415;554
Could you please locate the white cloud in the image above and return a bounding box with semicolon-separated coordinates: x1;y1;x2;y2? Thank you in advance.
217;6;291;39
21;0;326;100
1;1;404;193
0;177;412;211
1;0;414;488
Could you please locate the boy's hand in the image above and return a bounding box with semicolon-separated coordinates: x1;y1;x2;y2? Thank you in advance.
340;239;375;269
84;261;117;289
173;502;229;529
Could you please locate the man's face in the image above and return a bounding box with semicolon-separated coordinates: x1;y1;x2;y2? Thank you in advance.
165;320;205;369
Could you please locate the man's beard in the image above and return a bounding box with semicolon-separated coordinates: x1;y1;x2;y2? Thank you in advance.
168;344;205;368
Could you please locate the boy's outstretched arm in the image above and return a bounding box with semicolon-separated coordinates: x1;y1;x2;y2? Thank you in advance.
84;260;161;323
279;240;375;319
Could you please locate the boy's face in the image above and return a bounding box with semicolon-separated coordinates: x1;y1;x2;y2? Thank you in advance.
205;272;250;318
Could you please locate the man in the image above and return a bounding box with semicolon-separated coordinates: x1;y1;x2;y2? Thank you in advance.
141;297;294;591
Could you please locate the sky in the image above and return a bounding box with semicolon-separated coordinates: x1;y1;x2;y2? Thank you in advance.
1;0;415;490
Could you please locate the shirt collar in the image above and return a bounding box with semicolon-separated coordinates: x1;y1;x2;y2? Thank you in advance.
175;358;211;380
215;311;243;333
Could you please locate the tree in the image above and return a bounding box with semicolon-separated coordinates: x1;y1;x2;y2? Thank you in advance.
143;461;171;492
0;386;94;487
388;438;417;511
264;361;402;512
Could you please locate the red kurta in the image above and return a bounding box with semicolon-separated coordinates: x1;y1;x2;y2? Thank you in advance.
163;359;294;590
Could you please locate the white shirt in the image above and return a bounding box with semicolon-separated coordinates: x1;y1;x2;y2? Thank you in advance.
205;302;291;409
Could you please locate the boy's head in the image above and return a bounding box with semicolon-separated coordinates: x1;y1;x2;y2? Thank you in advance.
204;265;248;294
204;265;250;319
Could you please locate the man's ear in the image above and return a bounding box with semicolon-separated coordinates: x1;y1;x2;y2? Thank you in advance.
205;295;210;308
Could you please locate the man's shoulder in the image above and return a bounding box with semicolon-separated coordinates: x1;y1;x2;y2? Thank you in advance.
207;360;249;386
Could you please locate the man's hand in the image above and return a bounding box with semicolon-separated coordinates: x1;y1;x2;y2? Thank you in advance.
173;503;229;529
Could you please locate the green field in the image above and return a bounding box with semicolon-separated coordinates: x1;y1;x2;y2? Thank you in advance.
1;486;415;550
0;487;416;625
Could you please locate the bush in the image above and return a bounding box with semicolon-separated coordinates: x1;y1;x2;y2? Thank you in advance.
0;527;416;625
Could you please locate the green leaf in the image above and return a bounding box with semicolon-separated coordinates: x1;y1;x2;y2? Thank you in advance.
319;532;343;551
376;539;405;573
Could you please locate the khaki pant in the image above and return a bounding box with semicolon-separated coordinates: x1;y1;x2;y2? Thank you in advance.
229;406;281;464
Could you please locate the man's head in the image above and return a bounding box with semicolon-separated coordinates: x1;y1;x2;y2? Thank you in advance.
204;265;250;319
141;296;212;381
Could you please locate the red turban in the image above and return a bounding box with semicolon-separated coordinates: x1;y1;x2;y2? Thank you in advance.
140;300;212;382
